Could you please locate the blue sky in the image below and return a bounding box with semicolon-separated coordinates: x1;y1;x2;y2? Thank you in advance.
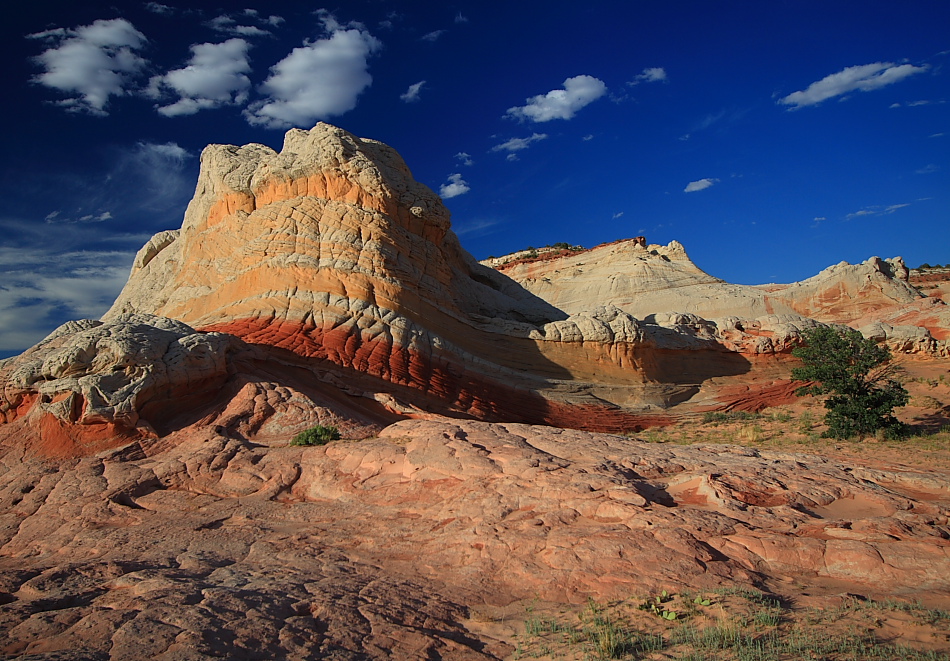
1;1;948;357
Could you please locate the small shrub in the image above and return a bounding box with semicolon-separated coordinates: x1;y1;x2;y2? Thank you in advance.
290;425;341;446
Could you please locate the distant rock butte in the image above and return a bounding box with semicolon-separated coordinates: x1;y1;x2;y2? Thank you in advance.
1;122;948;456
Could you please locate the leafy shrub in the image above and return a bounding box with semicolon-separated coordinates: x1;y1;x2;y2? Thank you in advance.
290;425;341;446
791;326;908;439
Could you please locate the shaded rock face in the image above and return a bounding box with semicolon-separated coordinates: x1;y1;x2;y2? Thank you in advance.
0;314;399;458
0;420;947;658
0;315;233;457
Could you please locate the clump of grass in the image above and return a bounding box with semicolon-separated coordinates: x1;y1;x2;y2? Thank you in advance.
797;410;816;433
736;424;765;443
513;590;950;661
702;411;761;425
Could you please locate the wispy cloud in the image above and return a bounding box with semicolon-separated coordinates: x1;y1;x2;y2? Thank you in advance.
684;178;719;193
455;152;473;166
244;11;380;128
629;67;667;84
891;99;935;108
145;2;174;15
400;80;425;103
916;164;939;174
239;9;284;27
454;218;502;237
845;203;911;220
206;14;272;37
490;133;548;159
28;18;149;115
779;62;928;109
45;210;113;224
40;141;194;233
421;30;446;42
0;246;134;353
0;138;196;354
147;38;252;116
505;75;607;122
439;173;470;199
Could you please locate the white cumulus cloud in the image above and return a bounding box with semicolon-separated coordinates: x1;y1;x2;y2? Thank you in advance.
28;18;148;115
439;173;470;199
506;75;607;122
244;15;381;128
684;178;719;193
148;38;252;117
779;62;928;109
400;80;425;102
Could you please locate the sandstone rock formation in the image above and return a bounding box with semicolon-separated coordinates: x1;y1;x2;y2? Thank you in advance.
0;419;947;658
3;123;947;454
89;123;816;434
491;238;948;355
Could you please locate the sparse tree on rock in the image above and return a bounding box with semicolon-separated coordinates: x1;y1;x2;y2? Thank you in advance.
792;326;908;439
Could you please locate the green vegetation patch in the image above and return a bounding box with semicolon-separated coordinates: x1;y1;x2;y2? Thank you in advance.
289;425;342;446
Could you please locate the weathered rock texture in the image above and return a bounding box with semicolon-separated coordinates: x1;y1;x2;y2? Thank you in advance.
0;419;947;659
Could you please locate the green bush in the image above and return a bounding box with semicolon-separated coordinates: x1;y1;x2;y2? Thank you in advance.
791;326;908;439
290;425;341;446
